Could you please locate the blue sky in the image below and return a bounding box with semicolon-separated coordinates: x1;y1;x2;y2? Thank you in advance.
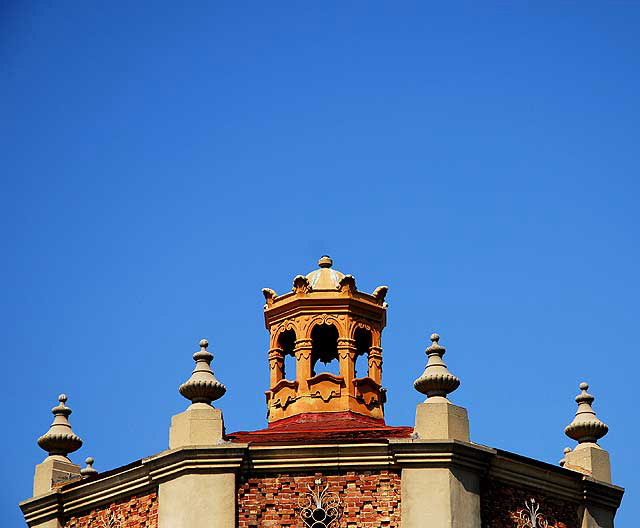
2;2;639;526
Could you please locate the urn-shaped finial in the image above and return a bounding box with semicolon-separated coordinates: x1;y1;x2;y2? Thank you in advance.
80;456;98;477
413;333;461;401
559;447;572;467
37;394;83;458
179;339;226;406
564;382;609;444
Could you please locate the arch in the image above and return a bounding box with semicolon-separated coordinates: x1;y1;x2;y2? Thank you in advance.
278;329;297;380
310;323;340;376
303;314;345;339
354;326;372;378
271;319;298;349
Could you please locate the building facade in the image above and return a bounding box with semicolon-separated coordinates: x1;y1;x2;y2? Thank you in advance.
21;258;623;527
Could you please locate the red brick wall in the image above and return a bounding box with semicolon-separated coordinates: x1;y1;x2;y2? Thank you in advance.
65;491;158;528
481;479;579;528
237;470;401;528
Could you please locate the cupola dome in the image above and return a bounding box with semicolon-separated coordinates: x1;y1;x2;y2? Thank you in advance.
305;256;346;290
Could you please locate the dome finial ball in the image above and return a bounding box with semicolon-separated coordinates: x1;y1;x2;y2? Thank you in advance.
199;339;208;348
318;256;332;268
580;382;589;391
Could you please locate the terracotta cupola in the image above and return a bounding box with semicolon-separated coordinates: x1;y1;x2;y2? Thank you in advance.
262;256;389;424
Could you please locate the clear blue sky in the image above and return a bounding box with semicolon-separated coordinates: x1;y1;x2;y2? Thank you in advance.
2;3;638;526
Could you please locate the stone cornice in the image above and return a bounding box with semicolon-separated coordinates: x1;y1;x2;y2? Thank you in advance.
390;439;494;473
20;444;248;524
20;439;623;525
488;448;624;509
19;490;62;526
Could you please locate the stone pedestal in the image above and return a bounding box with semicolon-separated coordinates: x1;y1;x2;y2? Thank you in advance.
579;503;615;528
158;472;235;528
414;399;470;441
33;456;80;496
565;443;611;483
402;466;481;528
169;404;224;449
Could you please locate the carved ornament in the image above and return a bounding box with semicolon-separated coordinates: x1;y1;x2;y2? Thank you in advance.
510;498;549;528
299;479;341;528
293;275;312;294
308;373;345;402
270;379;299;409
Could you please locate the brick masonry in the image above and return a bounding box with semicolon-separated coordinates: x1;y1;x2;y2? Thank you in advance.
481;479;579;528
237;470;401;528
64;491;158;528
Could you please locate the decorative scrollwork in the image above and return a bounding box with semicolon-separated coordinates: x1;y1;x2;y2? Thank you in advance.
299;479;342;528
510;498;549;528
87;511;123;528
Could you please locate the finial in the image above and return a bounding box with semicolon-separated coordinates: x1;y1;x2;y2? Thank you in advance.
413;333;460;400
37;394;83;458
564;382;608;444
80;456;98;477
559;447;571;467
318;255;333;268
179;338;226;406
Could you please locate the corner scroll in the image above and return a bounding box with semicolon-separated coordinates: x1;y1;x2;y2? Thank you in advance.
262;288;278;307
293;275;312;294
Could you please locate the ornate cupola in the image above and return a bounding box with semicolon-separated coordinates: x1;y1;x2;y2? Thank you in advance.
262;256;389;424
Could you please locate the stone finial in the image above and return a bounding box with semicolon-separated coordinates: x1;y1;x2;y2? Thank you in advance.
413;334;460;401
80;457;98;477
318;255;333;268
37;394;83;458
564;382;609;444
179;339;226;406
559;447;571;467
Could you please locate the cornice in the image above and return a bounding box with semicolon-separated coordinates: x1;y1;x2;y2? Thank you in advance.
20;439;624;524
19;491;62;526
20;444;249;523
246;442;394;472
390;439;495;473
488;448;624;508
264;296;386;328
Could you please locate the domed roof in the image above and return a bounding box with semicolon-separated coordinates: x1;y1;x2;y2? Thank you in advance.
305;256;345;290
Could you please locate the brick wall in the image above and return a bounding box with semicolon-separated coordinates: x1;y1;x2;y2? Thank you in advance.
481;479;579;528
237;470;401;528
65;491;158;528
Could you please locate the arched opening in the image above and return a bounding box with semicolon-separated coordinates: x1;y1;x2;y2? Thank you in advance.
311;324;340;376
354;327;372;378
278;329;296;380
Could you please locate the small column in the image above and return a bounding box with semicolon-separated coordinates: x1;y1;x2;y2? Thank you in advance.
294;338;313;388
268;347;284;386
337;337;357;386
412;333;469;441
368;346;383;384
403;333;478;528
169;339;226;449
33;394;83;497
